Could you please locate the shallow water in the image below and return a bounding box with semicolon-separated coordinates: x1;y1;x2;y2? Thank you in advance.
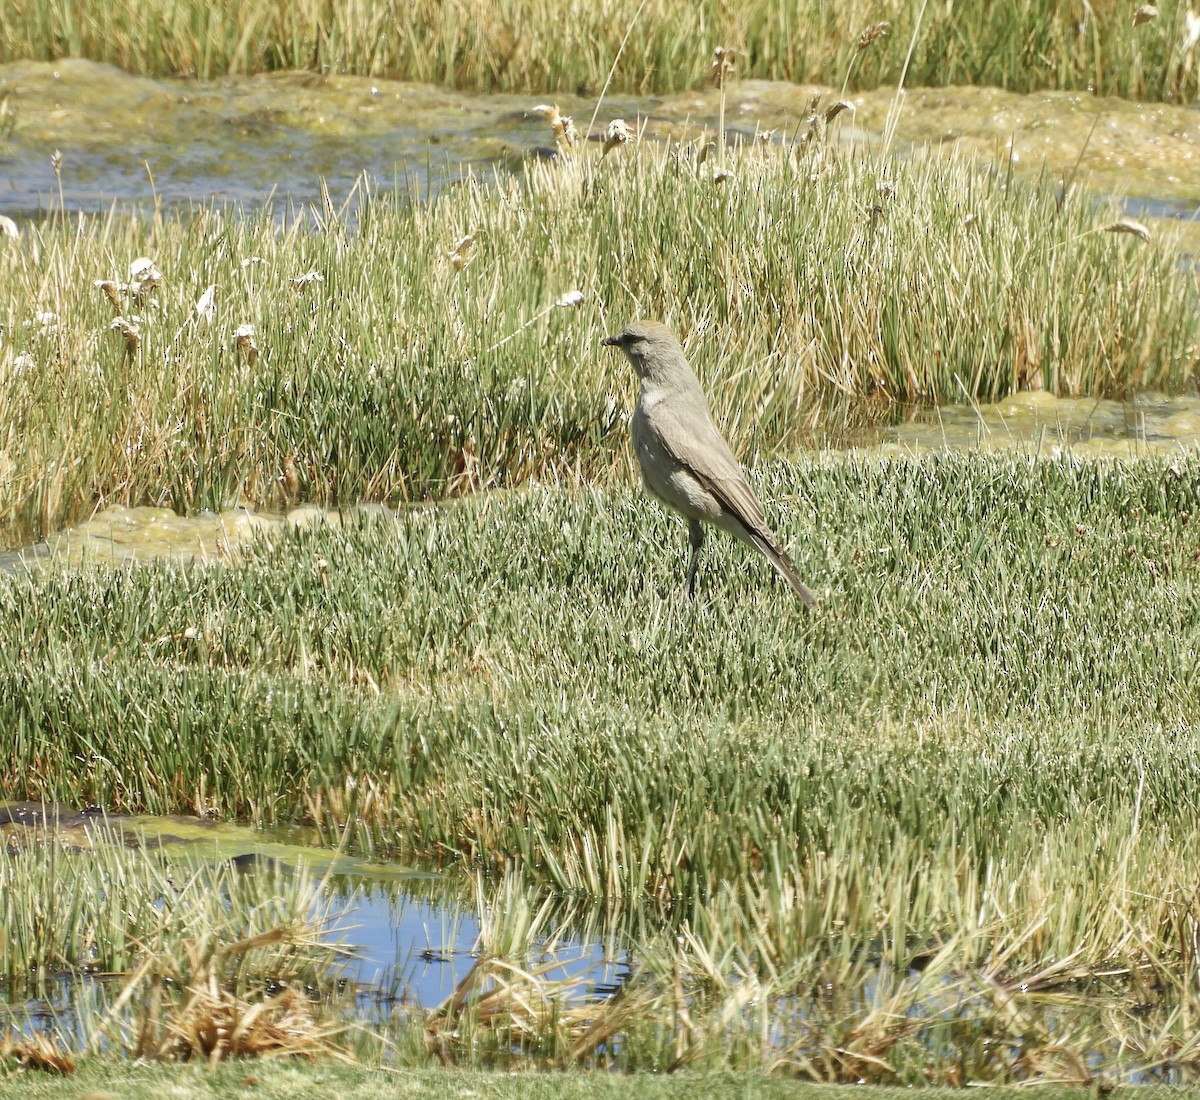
0;59;646;217
0;803;624;1018
862;389;1200;458
1;60;1197;249
2;804;1194;1079
0;501;390;570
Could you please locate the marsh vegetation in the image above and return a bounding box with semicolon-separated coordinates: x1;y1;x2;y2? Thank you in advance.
4;456;1200;1080
1;142;1196;549
1;0;1200;1089
3;0;1200;102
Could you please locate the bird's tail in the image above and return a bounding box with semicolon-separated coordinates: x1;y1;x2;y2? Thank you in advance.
750;532;817;606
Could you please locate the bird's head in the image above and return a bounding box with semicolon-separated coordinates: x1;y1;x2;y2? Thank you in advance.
601;320;688;382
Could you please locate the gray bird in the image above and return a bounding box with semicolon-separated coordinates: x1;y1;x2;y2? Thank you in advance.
602;320;816;605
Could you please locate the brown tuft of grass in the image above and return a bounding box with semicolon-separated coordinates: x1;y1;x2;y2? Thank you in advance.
1104;217;1153;242
81;902;355;1065
532;104;580;154
114;934;353;1064
161;981;345;1064
425;954;660;1068
857;21;891;50
0;1032;77;1075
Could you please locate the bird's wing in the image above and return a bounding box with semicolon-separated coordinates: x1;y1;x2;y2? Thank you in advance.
645;393;817;605
644;393;771;536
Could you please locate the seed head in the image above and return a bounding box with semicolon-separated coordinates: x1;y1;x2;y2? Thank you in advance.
110;315;141;352
449;233;477;270
710;47;736;89
128;257;162;301
94;280;124;312
857;21;890;50
602;119;632;156
290;270;325;290
532;104;579;154
1103;218;1150;242
281;456;300;501
234;323;258;364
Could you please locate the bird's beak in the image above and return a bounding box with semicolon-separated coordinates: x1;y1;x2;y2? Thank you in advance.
601;334;620;348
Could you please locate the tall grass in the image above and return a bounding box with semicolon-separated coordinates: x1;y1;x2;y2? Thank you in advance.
2;0;1198;102
1;143;1195;547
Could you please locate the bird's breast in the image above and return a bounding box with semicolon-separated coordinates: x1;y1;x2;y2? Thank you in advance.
631;399;722;523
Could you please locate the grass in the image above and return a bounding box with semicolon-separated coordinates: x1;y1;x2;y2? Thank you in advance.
1;0;1198;102
2;469;1199;914
12;1065;1124;1100
4;454;1198;904
1;9;1199;1079
1;140;1195;549
0;823;346;987
3;454;1200;1079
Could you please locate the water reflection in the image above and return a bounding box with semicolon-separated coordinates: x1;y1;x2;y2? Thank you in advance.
329;875;627;1012
0;804;631;1056
3;804;1198;1079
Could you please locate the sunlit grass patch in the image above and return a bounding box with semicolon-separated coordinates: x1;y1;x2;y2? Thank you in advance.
2;454;1198;887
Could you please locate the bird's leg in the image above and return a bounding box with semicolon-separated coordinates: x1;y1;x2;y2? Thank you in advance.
684;519;705;599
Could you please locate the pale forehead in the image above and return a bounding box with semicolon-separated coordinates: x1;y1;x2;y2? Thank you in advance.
621;320;675;342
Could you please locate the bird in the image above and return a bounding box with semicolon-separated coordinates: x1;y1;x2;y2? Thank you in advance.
601;319;816;605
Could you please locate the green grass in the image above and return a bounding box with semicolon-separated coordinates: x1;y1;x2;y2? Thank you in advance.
3;455;1199;937
1;17;1199;1074
8;1065;1105;1100
3;454;1200;1079
1;0;1198;102
2;143;1195;548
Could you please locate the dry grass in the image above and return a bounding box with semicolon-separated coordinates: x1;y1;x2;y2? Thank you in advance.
96;930;353;1064
0;1034;76;1075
